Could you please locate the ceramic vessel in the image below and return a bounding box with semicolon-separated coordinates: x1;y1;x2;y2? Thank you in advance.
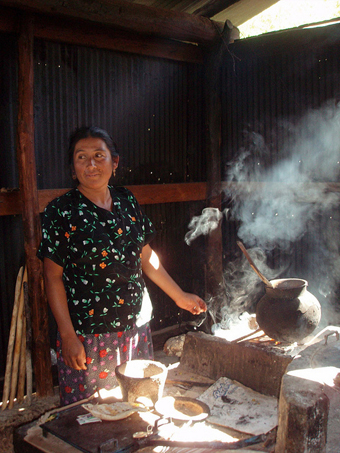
115;359;167;405
255;278;321;343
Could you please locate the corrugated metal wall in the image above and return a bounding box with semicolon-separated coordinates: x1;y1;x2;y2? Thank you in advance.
222;26;340;166
0;35;206;383
220;24;340;320
33;40;205;189
0;32;24;390
2;22;340;390
32;39;207;336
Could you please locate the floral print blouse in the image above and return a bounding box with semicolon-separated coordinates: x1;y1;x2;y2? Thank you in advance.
38;186;156;335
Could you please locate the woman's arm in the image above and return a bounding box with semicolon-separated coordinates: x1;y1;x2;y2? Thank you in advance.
141;244;207;315
43;257;87;370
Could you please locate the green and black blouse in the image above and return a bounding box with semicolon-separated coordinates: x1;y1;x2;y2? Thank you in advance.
38;186;156;335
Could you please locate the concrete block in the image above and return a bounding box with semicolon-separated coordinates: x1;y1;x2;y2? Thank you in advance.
275;375;329;453
179;331;292;398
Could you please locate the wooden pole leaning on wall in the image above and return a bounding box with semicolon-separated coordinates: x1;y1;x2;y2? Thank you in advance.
17;12;53;397
8;267;27;409
1;267;24;410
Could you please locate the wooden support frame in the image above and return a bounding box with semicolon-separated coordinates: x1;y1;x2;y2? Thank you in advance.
0;8;211;404
0;0;222;45
16;13;53;397
203;21;234;304
2;5;340;401
0;183;208;216
0;5;204;64
2;181;338;217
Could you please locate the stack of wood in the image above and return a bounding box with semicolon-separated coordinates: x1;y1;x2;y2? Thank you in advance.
1;266;33;410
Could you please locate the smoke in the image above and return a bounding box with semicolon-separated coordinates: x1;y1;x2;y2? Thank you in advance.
186;101;340;328
224;100;340;324
226;104;340;250
185;207;229;245
207;246;286;336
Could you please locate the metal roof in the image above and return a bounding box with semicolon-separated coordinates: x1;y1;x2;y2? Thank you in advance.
125;0;280;26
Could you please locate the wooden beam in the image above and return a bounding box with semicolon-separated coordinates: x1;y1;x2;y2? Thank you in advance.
33;12;203;64
0;6;203;63
1;0;222;45
193;0;239;18
2;182;339;217
0;183;208;216
16;13;53;397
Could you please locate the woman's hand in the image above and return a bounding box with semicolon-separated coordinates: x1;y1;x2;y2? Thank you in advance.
43;258;87;371
175;292;207;315
60;333;87;370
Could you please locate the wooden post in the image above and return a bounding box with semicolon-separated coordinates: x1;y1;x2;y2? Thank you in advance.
204;21;234;312
17;13;53;397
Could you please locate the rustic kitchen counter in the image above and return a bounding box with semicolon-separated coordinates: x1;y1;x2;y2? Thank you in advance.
13;364;273;453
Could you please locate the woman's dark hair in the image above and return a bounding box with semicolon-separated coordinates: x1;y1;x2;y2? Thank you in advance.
67;126;119;167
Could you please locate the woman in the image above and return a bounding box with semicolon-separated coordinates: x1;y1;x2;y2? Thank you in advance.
38;126;206;405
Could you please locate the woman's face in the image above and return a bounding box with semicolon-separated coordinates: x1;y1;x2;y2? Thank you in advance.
73;137;119;191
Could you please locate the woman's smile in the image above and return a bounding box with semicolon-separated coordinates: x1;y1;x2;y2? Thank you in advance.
73;137;118;190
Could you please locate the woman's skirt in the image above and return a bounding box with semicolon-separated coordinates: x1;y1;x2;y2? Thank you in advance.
56;322;154;406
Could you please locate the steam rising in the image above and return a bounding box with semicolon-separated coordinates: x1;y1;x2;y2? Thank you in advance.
187;101;340;329
227;105;340;250
185;207;228;245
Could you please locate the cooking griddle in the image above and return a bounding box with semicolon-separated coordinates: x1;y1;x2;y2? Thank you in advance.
40;402;157;453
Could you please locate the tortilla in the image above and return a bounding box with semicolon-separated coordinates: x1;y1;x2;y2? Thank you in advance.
82;401;144;421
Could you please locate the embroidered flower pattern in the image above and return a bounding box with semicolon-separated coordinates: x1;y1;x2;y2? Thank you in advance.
38;186;156;336
57;325;153;405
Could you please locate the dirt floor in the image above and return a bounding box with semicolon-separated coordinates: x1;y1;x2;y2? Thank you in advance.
0;389;60;453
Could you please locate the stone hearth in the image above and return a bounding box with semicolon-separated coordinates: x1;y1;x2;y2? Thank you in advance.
175;328;340;453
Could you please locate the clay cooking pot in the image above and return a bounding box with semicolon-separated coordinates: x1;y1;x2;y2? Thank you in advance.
115;359;167;405
255;278;321;343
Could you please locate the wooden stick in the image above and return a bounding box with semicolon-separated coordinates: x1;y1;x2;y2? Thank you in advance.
25;281;33;404
237;241;273;287
17;310;27;403
8;267;27;409
231;328;263;344
166;379;213;387
1;266;24;410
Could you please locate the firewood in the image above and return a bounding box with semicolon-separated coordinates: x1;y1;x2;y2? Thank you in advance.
1;266;24;410
231;328;263;344
8;267;27;409
17;311;27;403
24;281;33;404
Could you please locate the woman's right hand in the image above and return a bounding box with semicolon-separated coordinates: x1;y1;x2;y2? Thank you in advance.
60;333;87;370
43;258;87;371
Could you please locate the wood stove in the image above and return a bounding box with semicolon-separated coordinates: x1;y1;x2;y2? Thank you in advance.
177;328;340;453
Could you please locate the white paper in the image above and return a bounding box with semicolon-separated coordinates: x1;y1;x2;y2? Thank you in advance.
198;377;278;435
